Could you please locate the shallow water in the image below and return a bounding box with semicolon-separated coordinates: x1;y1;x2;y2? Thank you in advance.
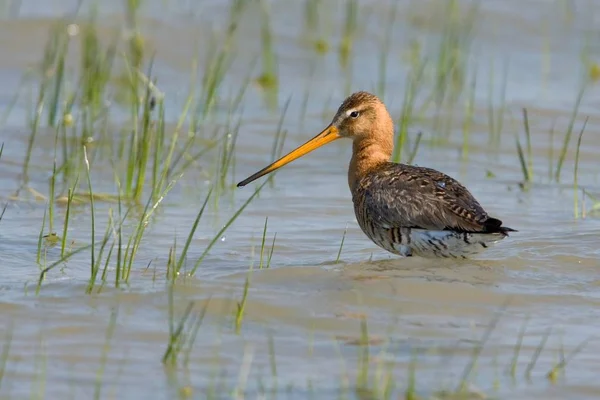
1;0;600;399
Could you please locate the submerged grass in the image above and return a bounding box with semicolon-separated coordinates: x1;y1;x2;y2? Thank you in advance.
547;336;594;383
163;287;196;365
94;308;118;400
235;272;251;334
0;323;12;391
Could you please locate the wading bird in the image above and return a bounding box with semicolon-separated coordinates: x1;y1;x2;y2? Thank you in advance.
237;92;515;258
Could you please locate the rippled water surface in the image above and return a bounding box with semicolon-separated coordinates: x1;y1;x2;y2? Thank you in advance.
1;0;600;399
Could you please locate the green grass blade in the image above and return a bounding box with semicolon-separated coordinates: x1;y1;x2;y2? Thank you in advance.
175;187;213;275
266;232;277;269
573;117;588;219
336;224;348;263
189;179;268;276
83;146;96;283
555;84;585;181
259;217;268;269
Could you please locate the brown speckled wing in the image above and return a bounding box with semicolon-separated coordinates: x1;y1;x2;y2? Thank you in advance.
354;163;498;233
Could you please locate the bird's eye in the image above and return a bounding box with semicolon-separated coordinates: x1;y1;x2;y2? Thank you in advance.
350;111;360;118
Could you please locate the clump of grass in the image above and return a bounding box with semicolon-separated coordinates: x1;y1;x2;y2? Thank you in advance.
21;22;70;184
37;168;183;293
392;52;427;163
402;0;480;145
194;25;235;122
117;174;183;287
191;0;249;121
433;0;478;107
122;61;167;204
79;11;118;119
16;11;215;212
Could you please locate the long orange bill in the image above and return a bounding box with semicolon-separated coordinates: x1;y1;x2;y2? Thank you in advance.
237;125;341;187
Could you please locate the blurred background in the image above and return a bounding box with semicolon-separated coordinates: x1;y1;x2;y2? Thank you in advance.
0;0;599;399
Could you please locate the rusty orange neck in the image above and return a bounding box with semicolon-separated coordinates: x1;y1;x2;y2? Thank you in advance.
348;137;393;193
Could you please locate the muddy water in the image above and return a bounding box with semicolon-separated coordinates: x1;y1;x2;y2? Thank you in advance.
1;0;600;399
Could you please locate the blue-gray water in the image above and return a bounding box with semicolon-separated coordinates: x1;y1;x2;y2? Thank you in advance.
1;1;600;399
